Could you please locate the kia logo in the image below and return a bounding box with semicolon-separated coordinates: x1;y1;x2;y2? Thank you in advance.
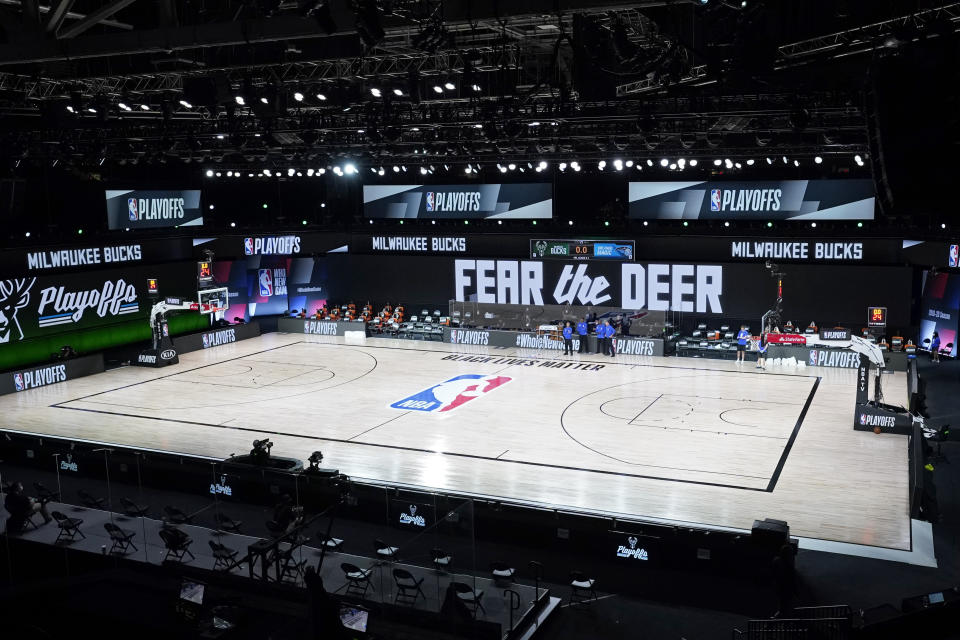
160;349;177;360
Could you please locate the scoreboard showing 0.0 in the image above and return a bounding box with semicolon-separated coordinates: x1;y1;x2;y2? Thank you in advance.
530;239;635;261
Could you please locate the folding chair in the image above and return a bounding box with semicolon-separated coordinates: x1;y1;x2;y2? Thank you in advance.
316;531;344;553
33;482;60;504
569;570;598;605
209;540;240;571
393;568;425;606
163;506;193;525
341;562;373;598
374;538;398;563
159;528;195;563
277;546;308;584
490;560;515;585
431;548;452;573
104;522;138;554
120;497;150;518
77;489;106;510
214;512;242;533
51;511;84;544
450;582;485;617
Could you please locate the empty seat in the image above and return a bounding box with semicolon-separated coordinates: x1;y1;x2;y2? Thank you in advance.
104;522;137;554
374;538;399;562
209;540;239;571
490;561;515;584
52;511;84;544
163;506;193;525
159;528;195;563
341;563;373;598
316;532;344;552
120;497;149;518
77;488;106;510
431;548;452;572
393;568;426;606
450;582;485;617
569;570;598;605
214;512;242;533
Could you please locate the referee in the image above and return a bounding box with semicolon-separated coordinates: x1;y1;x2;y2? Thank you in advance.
562;321;574;356
736;325;750;364
576;317;588;353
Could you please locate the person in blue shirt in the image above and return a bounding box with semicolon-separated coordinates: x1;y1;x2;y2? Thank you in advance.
606;320;617;357
562;321;574;355
576;318;589;353
931;331;941;363
595;318;605;354
736;325;750;364
756;332;768;370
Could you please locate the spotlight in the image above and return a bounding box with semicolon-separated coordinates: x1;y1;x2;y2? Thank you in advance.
559;162;567;171
205;169;214;177
118;102;131;112
471;84;481;91
260;97;269;104
370;87;382;97
713;159;722;166
669;163;677;170
235;96;245;105
646;159;654;167
814;156;823;164
855;154;864;166
420;167;428;175
613;159;623;171
571;162;581;172
294;91;304;102
598;160;607;170
499;165;507;174
316;92;327;101
87;107;97;114
345;163;357;174
942;223;947;229
659;158;669;167
689;159;698;167
433;85;443;93
66;105;75;113
793;160;800;167
811;222;817;228
140;104;150;111
735;162;742;169
724;159;733;169
625;160;634;168
746;159;755;165
444;82;455;90
179;100;192;108
393;88;403;96
393;165;400;172
724;221;730;227
508;163;516;171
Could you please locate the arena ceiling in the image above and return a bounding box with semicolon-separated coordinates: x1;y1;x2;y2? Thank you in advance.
0;0;956;169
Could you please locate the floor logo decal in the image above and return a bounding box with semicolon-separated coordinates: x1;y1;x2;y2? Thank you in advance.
391;374;512;413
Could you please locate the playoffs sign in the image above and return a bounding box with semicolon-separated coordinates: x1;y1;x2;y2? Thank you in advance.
105;190;203;230
363;183;552;219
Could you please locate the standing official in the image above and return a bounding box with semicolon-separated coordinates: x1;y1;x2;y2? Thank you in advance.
562;322;574;356
606;320;617;357
595;319;605;354
576;318;589;353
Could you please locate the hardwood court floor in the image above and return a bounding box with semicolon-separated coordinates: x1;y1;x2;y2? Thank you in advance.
0;333;911;550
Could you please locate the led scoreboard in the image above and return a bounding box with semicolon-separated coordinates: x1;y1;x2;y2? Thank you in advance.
530;239;635;261
867;306;887;328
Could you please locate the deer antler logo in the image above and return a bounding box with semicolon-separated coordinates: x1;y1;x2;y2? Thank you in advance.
628;536;638;549
0;278;36;343
409;505;417;516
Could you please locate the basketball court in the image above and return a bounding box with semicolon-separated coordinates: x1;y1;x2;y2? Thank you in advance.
0;332;912;553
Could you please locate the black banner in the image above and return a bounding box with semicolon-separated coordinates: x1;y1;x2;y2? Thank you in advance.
105;189;203;230
192;234;349;261
0;353;104;395
363;183;552;219
0;237;194;277
388;499;435;530
628;180;875;221
173;321;262;354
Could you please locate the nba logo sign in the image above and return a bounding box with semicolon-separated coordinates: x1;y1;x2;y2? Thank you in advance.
202;334;210;348
859;413;867;426
13;373;24;392
425;192;435;212
244;238;254;255
808;350;817;366
391;374;511;413
710;189;721;212
950;244;959;268
258;269;273;296
127;198;139;221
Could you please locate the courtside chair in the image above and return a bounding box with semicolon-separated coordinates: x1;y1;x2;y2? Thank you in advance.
277;546;308;584
490;560;516;585
104;522;138;554
342;563;373;598
569;570;598;605
316;531;344;553
942;342;954;358
120;497;150;518
77;488;106;510
374;538;399;563
431;548;452;573
209;540;240;571
392;568;426;606
51;511;84;544
163;505;193;525
159;528;195;563
450;582;485;617
214;512;242;534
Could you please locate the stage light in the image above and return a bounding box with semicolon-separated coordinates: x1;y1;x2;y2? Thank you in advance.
401;165;407;172
942;223;947;229
227;170;234;177
690;159;698;167
746;159;755;165
643;221;649;226
497;220;502;225
230;222;236;227
598;160;606;170
683;221;689;227
431;220;436;225
766;222;773;228
725;159;733;169
532;220;537;225
814;156;823;164
345;163;357;174
660;158;669;167
724;221;730;227
140;104;150;111
179;100;192;108
539;161;548;170
216;134;225;139
471;84;481;91
316;92;327;101
205;169;214;177
235;96;245;105
626;160;634;168
294;91;305;102
572;162;581;172
287;168;295;176
209;205;215;210
604;221;610;227
215;172;221;177
464;165;472;174
647;159;654;167
420;167;428;175
855;154;864;166
319;168;326;175
793;160;800;167
370;87;381;97
857;222;863;228
735;162;742;169
811;222;817;228
24;232;30;237
766;157;772;164
559;162;567;171
307;168;314;176
508;163;516;171
262;203;268;209
669;163;677;170
66;105;75;113
613;159;623;171
782;156;788;163
378;167;385;176
713;159;722;166
87;107;97;113
433;85;443;93
444;82;455;90
118;102;131;111
393;88;403;96
568;220;573;226
393;165;400;172
677;158;685;168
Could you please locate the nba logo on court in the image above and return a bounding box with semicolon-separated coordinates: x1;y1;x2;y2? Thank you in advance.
710;189;721;212
950;244;959;267
244;238;254;255
425;192;435;212
258;269;273;296
391;374;511;413
13;373;24;392
127;198;138;221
